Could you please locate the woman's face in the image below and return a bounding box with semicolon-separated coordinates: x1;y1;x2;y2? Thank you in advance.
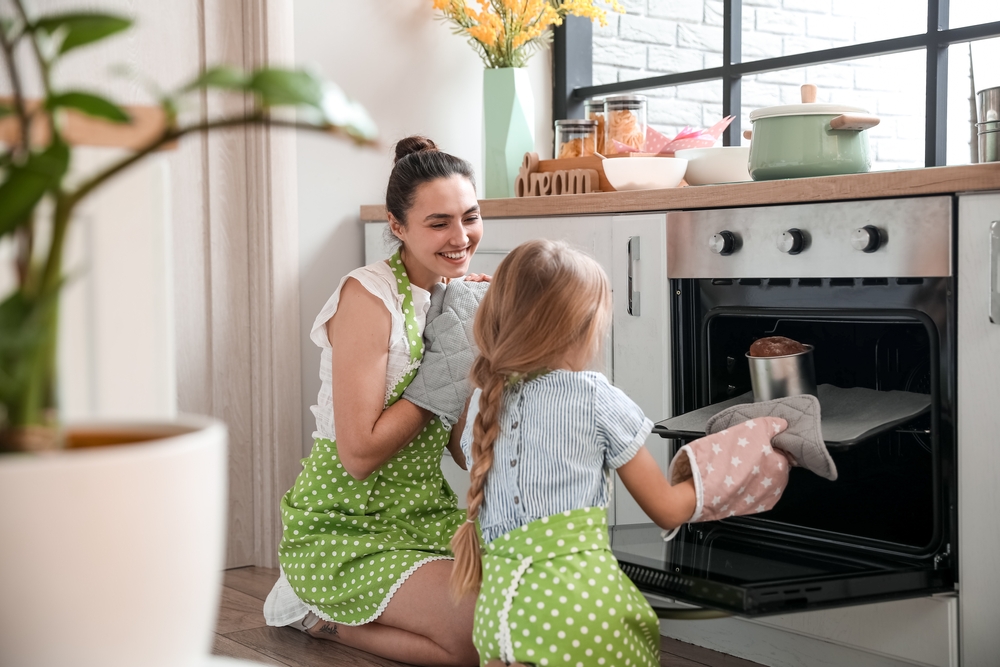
390;174;482;287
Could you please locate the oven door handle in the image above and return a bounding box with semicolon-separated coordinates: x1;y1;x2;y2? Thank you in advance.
991;221;999;324
627;236;641;316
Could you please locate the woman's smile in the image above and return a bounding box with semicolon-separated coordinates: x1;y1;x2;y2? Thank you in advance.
439;246;471;262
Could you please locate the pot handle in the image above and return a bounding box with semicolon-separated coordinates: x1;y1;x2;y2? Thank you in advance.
743;129;753;140
830;114;880;131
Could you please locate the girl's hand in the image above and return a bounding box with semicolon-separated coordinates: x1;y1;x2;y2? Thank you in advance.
464;273;491;283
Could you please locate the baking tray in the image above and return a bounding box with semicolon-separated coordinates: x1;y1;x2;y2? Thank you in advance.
653;384;932;449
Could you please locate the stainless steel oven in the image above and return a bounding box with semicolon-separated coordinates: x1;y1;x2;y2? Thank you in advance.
610;196;958;616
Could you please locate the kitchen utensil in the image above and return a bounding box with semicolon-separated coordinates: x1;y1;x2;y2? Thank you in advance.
604;94;647;155
746;344;817;401
674;146;752;184
978;86;1000;123
600;155;687;191
747;84;880;180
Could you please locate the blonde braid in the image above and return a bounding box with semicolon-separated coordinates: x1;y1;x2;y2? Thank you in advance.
450;356;505;597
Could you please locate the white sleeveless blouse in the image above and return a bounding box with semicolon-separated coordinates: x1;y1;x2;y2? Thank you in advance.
309;260;432;442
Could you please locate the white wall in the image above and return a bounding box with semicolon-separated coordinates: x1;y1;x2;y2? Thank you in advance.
293;1;553;450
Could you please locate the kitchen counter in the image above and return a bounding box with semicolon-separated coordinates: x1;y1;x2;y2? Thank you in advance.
360;163;1000;220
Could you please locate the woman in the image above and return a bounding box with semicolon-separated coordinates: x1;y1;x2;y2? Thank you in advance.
264;136;483;666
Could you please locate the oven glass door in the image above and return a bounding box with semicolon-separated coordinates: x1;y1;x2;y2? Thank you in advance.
610;522;954;616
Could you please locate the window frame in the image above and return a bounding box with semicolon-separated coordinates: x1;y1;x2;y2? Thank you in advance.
553;0;1000;166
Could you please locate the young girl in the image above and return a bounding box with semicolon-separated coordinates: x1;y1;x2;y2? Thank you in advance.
451;239;698;667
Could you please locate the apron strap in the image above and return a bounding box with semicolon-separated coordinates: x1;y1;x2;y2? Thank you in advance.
386;250;425;403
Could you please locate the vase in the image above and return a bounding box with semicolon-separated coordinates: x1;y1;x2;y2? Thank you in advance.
0;415;228;667
483;67;535;198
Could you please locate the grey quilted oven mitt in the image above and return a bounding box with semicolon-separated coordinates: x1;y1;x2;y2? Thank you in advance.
402;279;490;428
705;394;838;481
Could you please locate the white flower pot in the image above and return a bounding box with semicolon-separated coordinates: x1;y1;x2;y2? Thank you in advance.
0;415;228;667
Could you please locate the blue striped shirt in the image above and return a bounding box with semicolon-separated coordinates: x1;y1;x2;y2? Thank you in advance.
460;370;653;543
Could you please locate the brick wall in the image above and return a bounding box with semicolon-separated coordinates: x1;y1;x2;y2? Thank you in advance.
593;0;977;169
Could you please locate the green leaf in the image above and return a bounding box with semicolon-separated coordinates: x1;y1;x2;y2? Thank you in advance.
184;66;250;92
34;12;131;54
48;91;130;123
0;142;70;238
248;68;323;109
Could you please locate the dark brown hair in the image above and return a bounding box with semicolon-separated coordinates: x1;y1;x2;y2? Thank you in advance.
385;136;476;228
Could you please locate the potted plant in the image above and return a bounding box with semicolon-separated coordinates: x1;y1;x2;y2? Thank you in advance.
0;4;376;666
431;0;623;198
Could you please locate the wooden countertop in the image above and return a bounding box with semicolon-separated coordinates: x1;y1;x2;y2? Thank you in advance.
360;163;1000;221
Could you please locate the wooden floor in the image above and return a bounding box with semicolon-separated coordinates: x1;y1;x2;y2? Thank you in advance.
214;567;763;667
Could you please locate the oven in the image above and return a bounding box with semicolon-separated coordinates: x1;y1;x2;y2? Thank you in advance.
610;196;957;616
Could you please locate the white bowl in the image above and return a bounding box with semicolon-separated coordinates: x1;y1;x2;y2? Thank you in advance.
674;146;751;185
601;156;688;191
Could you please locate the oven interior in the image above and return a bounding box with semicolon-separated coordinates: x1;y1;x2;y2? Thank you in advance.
706;313;936;550
670;277;956;561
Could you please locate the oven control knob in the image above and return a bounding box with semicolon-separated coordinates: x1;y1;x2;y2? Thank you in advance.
777;228;805;255
851;225;883;253
709;231;737;255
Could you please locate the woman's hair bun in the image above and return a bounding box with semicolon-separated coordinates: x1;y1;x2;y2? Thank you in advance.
393;136;439;164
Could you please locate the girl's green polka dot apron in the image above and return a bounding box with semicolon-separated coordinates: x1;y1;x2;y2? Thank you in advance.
474;507;659;667
278;251;465;625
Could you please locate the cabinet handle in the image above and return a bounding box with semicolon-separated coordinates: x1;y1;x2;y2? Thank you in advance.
991;221;999;325
627;236;640;316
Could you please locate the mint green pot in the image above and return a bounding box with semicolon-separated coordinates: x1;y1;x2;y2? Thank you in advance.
483;68;535;199
748;114;873;181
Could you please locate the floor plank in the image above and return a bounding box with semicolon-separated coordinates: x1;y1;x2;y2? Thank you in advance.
216;586;271;635
213;634;289;666
224;566;281;601
660;635;764;667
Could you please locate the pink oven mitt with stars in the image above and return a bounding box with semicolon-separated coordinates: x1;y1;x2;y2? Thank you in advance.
663;395;837;540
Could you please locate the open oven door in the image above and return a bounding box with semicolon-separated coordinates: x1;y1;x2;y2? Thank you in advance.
610;520;954;617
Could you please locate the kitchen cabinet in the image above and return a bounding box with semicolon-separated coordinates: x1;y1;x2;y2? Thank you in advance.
956;192;1000;666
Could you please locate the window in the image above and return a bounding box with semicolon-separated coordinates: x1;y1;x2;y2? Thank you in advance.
554;1;1000;167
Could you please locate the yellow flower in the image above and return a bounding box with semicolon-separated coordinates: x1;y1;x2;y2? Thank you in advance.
430;0;624;68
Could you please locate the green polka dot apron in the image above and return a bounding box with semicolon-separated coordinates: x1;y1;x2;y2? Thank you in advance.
277;251;465;625
473;507;659;667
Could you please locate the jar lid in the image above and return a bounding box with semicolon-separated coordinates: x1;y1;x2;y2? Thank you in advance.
605;94;647;109
584;97;605;108
749;101;869;121
555;119;598;128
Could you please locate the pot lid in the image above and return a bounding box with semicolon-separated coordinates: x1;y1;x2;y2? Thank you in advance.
750;101;870;121
749;83;870;121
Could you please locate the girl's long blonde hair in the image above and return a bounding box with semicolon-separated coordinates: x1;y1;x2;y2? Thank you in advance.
450;239;612;596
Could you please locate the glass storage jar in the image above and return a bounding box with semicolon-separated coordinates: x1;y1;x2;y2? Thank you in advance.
604;94;647;155
584;98;606;154
554;119;598;158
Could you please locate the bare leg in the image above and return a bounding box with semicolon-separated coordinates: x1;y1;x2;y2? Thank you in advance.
308;559;479;667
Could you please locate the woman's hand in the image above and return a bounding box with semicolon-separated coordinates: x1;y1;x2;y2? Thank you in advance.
330;278;433;479
464;273;491;282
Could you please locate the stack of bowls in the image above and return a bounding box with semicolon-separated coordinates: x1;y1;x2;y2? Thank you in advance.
979;87;1000;163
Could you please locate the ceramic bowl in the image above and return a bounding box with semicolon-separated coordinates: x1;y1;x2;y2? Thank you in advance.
601;156;687;191
674;147;751;185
